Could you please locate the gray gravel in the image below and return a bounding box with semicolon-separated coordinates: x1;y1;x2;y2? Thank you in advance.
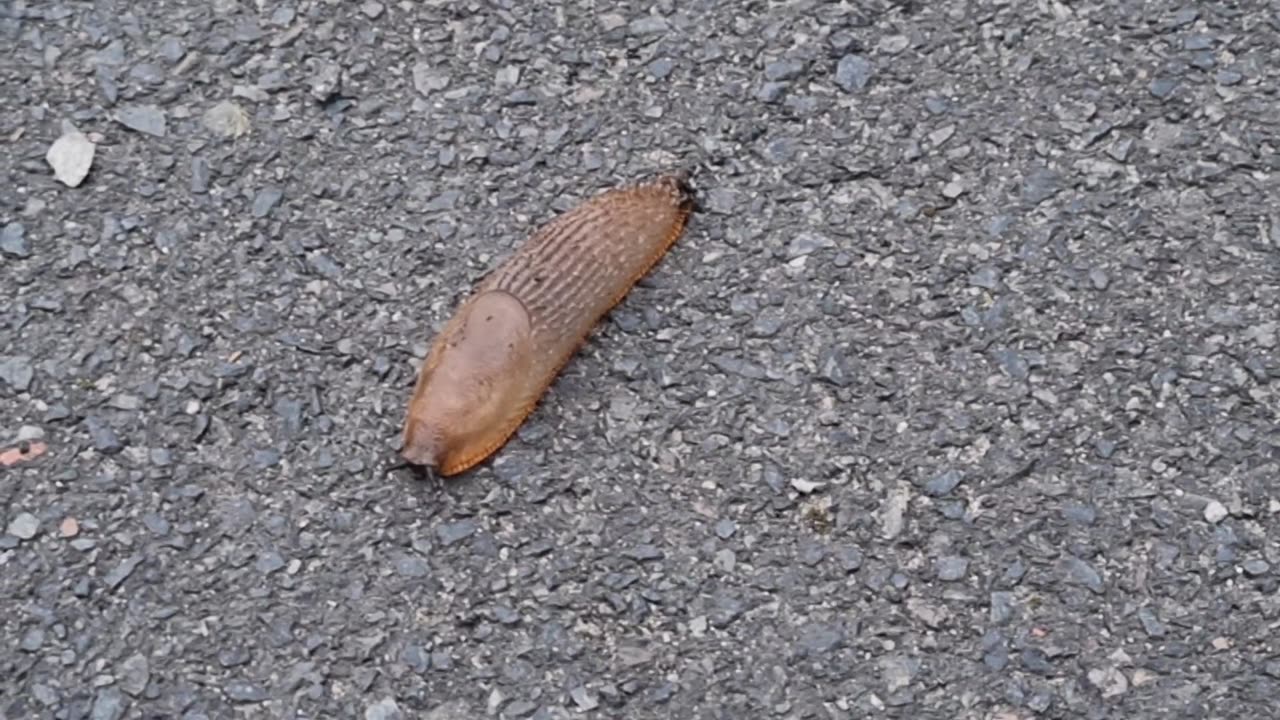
3;0;1280;718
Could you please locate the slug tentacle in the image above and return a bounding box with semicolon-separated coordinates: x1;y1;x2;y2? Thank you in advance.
400;173;694;476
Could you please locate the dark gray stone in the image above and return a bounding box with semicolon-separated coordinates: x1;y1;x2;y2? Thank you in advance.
990;591;1015;624
925;469;963;496
1149;76;1178;99
103;555;144;590
622;544;664;561
628;16;668;36
796;622;844;655
91;688;126;720
252;187;284;218
969;266;1001;290
119;653;150;696
764;59;806;82
393;551;429;578
755;81;787;104
436;519;477;547
1021;647;1054;674
20;626;44;651
1060;555;1104;594
115;105;167;136
0;356;35;391
85;417;124;454
647;58;675;80
835;545;863;573
787;232;835;259
191;157;210;193
1021;166;1062;204
817;346;852;387
224;680;268;703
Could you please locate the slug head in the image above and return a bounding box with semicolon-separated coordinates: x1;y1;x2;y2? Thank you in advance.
401;289;535;475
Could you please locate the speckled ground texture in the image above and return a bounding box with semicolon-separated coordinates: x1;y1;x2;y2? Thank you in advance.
3;0;1280;718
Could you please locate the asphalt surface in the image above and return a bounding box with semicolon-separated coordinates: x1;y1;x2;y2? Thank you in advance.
3;1;1280;718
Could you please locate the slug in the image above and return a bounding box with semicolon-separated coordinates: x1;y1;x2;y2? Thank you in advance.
399;173;695;476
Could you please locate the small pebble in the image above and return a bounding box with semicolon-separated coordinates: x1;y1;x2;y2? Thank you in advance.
1149;76;1178;99
786;232;835;259
255;550;286;574
790;478;823;494
1242;559;1270;577
881;486;910;539
1106;137;1133;162
1;222;29;258
990;591;1015;624
935;556;969;581
91;688;125;720
1088;666;1130;698
925;469;963;496
942;178;967;199
1137;607;1166;637
623;544;664;561
1204;500;1229;524
46;125;96;187
764;59;805;82
646;58;675;80
252;187;284;218
628;16;668;37
1022;166;1062;204
1062;503;1098;525
191;157;211;193
797;622;845;655
412;62;450;95
8;512;39;540
436;519;477;546
364;697;402;720
817;346;851;387
1215;69;1243;86
0;356;34;391
21;627;44;651
969;266;1001;290
1061;555;1104;594
1021;647;1054;674
120;653;150;696
224;680;268;703
203;101;250;138
755;81;787;104
16;425;44;441
85;417;124;454
835;54;873;92
104;554;144;590
157;35;186;62
115;104;167;137
835;545;863;572
570;686;599;711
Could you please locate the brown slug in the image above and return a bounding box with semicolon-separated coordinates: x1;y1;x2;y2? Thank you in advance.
399;173;695;476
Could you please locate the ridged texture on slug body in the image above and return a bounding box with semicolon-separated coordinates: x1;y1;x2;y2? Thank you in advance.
401;174;695;476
